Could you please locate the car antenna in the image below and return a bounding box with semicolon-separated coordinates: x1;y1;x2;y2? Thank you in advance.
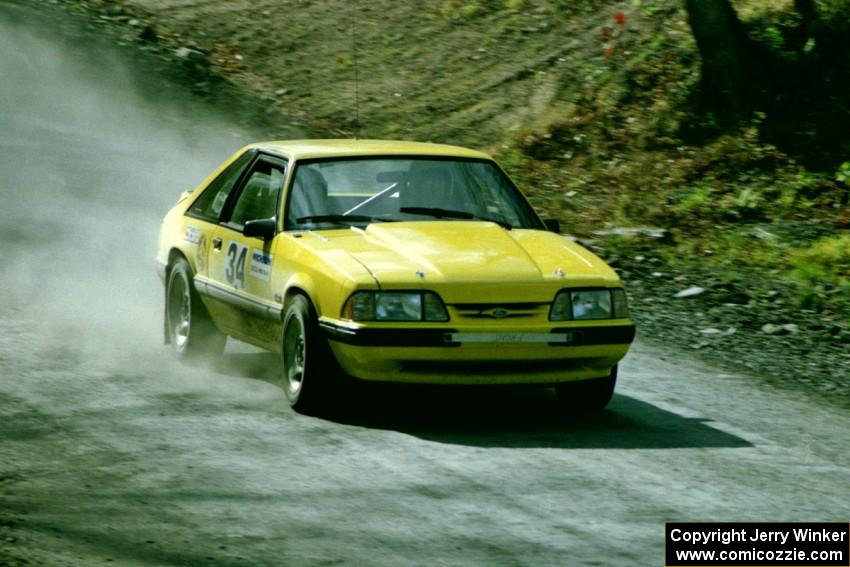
351;1;360;139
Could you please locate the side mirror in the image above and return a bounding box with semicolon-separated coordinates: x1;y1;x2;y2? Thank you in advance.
544;218;560;233
243;218;277;240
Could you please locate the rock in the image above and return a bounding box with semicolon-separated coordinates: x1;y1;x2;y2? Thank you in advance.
139;24;158;43
762;323;799;335
592;226;672;241
175;47;207;66
753;227;778;241
193;81;211;94
700;328;723;335
719;291;750;305
128;19;141;27
675;286;705;299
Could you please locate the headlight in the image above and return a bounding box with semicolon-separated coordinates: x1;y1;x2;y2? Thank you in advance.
549;288;629;321
342;291;449;322
572;290;612;320
611;288;629;318
549;290;572;321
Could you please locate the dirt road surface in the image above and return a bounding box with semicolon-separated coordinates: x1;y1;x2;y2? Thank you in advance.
1;2;848;566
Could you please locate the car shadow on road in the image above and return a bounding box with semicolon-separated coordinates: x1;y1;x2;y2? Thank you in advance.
332;385;753;450
212;352;752;450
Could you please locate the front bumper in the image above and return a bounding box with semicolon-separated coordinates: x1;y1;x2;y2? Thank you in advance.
320;319;635;385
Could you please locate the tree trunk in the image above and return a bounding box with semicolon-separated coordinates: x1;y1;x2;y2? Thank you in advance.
684;0;754;112
794;0;817;36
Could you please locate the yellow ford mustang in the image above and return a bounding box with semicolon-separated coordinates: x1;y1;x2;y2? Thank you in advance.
156;140;635;413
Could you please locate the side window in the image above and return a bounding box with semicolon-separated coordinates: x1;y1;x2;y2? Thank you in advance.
229;160;286;227
187;150;253;222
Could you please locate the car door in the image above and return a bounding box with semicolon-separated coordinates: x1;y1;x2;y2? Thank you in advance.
183;149;255;280
202;154;288;347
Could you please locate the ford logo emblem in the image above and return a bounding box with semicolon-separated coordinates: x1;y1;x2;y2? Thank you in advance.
484;308;509;319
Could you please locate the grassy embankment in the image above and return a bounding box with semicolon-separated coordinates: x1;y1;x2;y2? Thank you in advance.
75;0;850;323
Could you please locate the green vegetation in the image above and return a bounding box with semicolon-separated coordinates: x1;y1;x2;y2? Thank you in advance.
791;233;850;312
80;0;849;316
477;0;850;316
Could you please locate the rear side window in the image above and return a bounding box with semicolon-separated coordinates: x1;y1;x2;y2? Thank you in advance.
187;150;253;222
229;161;286;227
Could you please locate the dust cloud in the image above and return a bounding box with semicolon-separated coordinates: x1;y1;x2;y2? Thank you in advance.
0;3;263;374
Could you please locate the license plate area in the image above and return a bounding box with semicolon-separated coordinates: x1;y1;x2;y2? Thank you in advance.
444;332;574;345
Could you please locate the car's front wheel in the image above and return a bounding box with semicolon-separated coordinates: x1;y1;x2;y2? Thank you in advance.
166;258;225;360
281;294;340;414
554;365;617;411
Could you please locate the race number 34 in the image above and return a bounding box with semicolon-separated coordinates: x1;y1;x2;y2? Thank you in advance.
225;241;248;289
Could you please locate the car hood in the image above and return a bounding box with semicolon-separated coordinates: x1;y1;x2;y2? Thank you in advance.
313;221;619;302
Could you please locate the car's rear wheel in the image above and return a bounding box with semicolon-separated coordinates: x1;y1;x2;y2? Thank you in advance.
554;365;617;411
166;258;225;360
281;294;340;414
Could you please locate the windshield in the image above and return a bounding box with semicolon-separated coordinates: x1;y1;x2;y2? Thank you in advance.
283;157;543;230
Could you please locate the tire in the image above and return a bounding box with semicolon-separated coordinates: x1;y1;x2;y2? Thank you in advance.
554;365;617;412
281;294;340;414
165;258;226;360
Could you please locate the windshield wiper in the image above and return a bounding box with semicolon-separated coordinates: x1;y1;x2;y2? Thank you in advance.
296;214;395;226
399;207;512;229
400;206;473;220
344;182;398;216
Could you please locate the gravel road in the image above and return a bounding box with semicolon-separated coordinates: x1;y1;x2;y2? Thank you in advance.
1;2;848;566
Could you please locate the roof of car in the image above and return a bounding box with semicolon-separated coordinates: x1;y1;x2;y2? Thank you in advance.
249;139;493;161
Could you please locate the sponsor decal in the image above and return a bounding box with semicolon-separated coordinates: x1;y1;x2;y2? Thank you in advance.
184;226;201;245
250;249;273;281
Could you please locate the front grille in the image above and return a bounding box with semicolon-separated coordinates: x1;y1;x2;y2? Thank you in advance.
451;303;549;320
